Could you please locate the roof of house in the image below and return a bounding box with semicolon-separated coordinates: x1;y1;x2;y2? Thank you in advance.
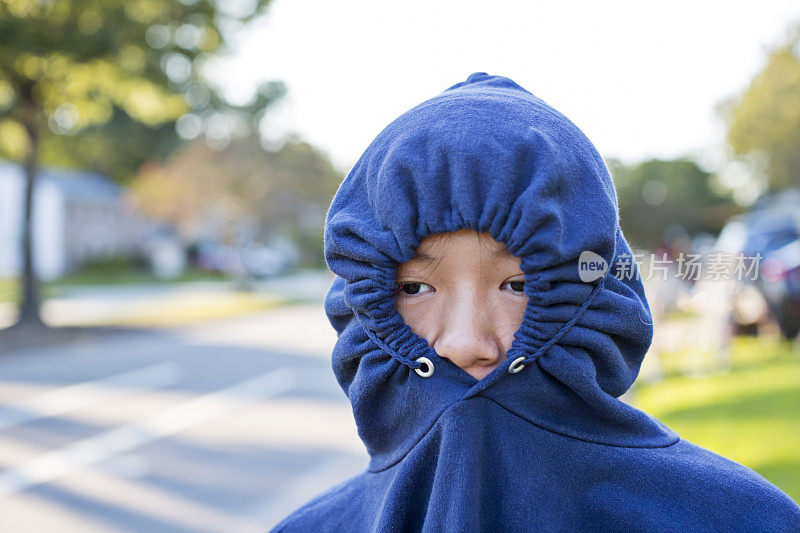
0;161;121;202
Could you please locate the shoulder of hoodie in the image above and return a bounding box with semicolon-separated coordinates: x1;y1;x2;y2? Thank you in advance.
268;438;800;532
655;437;800;529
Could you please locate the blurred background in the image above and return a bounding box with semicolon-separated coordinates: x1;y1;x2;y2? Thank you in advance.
1;0;799;530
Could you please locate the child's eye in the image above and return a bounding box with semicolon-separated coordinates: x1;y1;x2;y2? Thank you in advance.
503;280;526;293
396;281;434;296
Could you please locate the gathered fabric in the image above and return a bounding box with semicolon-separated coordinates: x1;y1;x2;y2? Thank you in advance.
271;72;800;532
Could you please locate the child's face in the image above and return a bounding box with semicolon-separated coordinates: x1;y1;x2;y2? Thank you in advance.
394;228;528;381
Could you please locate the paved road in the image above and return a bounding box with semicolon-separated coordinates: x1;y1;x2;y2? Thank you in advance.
0;303;369;532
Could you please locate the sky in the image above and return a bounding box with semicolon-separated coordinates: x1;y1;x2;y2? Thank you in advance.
206;0;800;175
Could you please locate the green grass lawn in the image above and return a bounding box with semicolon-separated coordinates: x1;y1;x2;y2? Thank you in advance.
631;335;800;504
0;277;64;304
82;291;295;328
0;277;300;328
0;266;231;304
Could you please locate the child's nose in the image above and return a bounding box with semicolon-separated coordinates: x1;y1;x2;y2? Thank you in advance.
432;300;503;377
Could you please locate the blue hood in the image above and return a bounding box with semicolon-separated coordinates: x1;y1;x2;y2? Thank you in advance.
323;71;673;468
273;72;800;532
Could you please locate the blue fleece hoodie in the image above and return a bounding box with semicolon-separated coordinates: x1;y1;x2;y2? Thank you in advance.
271;72;800;532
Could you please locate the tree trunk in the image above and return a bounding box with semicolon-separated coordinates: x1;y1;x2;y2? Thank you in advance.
15;92;46;328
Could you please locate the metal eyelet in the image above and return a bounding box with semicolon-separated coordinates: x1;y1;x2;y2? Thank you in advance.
508;356;527;374
414;356;434;377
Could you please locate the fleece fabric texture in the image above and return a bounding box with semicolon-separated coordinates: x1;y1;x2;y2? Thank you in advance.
271;72;800;532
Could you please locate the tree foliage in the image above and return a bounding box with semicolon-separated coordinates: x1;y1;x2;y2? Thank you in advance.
0;0;280;181
608;157;742;250
129;134;343;267
720;23;800;192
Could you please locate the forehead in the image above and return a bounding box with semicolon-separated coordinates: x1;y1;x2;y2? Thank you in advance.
409;230;516;263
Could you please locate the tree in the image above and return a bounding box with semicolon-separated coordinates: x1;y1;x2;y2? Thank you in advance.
129;134;343;270
607;157;741;251
719;22;800;192
0;0;277;329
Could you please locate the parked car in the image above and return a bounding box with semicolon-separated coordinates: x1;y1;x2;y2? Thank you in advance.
193;240;293;279
714;189;800;339
242;244;292;278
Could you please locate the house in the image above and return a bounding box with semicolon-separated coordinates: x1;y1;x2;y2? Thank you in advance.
0;162;161;281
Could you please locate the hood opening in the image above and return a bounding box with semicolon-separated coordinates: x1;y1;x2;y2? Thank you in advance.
348;221;612;395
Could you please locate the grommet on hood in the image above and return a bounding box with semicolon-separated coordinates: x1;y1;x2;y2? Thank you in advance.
272;72;800;532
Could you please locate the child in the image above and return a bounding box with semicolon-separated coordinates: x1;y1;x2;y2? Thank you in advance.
271;72;800;531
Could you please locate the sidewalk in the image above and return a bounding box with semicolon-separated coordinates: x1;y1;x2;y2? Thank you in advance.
0;269;335;353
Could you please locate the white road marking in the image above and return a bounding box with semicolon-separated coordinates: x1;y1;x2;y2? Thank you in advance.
0;366;308;499
0;362;182;431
